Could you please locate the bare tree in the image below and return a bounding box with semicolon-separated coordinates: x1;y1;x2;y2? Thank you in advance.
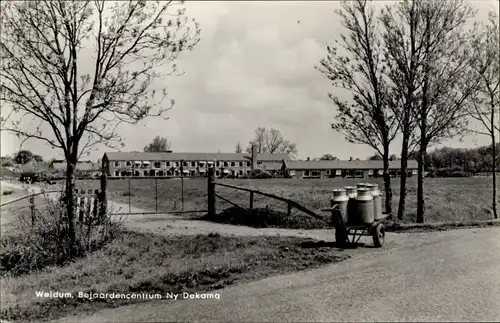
410;0;478;223
380;0;427;221
234;141;243;153
144;136;171;152
0;0;200;257
467;11;499;219
316;0;400;216
245;127;298;158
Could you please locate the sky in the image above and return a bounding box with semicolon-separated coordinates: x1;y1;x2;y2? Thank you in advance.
1;0;499;161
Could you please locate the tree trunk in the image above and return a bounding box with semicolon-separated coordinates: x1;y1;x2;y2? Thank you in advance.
398;135;410;221
416;140;427;223
492;128;498;219
383;147;393;218
65;157;77;258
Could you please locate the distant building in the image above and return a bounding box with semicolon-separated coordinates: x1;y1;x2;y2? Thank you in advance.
282;159;418;179
101;145;290;178
49;160;100;176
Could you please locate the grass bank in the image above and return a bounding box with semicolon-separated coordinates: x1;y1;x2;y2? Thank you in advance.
1;230;348;322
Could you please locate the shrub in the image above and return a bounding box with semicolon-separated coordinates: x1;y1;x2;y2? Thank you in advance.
2;190;13;196
0;191;123;276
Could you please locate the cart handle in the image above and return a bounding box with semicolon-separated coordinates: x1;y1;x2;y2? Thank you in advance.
320;205;340;213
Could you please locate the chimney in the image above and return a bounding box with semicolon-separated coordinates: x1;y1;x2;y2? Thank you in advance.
349;157;353;161
251;144;257;169
306;157;310;161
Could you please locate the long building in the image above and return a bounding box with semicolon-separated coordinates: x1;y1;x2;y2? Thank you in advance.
102;146;288;178
282;159;418;179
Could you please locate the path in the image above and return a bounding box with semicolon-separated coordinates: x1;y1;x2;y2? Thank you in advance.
52;226;500;322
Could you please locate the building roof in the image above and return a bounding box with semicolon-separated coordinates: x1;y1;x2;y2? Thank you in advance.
284;159;418;170
103;152;291;162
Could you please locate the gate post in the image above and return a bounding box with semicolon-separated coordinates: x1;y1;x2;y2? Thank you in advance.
208;168;215;217
100;173;108;219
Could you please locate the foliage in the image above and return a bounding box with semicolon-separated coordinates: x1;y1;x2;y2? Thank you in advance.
235;141;243;153
245;127;298;158
143;136;171;152
319;154;338;160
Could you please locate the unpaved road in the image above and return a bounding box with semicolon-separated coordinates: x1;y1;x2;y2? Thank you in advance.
52;227;500;322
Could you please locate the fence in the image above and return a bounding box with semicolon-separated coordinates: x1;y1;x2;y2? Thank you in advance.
96;176;208;215
206;168;323;220
1;175;107;226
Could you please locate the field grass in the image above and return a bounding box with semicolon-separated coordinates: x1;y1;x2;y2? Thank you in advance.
0;230;348;322
75;176;497;224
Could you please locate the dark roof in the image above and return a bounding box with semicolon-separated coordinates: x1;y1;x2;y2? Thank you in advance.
284;159;418;170
104;152;290;162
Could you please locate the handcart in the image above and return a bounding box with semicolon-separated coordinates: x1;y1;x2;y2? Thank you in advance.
322;206;390;248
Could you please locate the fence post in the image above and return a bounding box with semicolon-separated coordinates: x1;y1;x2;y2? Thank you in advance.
208;168;215;217
181;176;184;211
249;191;254;209
155;177;158;213
29;195;35;226
100;173;108;219
128;176;131;214
287;201;292;217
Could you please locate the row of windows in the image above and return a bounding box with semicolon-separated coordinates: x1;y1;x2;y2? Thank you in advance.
113;160;258;168
300;169;416;177
113;169;251;177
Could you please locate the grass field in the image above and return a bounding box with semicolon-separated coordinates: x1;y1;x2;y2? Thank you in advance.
1;230;348;322
73;176;497;224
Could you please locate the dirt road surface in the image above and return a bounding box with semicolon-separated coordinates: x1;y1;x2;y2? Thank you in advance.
49;227;500;322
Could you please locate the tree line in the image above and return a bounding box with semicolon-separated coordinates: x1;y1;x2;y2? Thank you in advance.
316;0;499;221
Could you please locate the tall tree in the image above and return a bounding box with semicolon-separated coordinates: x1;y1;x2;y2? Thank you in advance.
467;11;499;219
144;136;171;152
316;0;400;216
235;141;243;153
245;127;298;158
410;0;478;223
367;153;382;160
380;0;422;221
0;0;200;257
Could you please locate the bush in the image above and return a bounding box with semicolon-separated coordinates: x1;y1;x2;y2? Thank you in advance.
0;192;122;276
2;190;13;195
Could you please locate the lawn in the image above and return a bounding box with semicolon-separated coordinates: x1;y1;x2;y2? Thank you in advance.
0;230;348;322
76;176;496;224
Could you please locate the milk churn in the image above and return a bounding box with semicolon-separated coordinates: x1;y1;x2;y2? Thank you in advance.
330;188;349;223
355;188;375;224
344;186;358;224
365;183;383;221
344;186;358;198
356;183;366;190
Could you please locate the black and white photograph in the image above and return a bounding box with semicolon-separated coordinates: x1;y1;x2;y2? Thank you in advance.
0;0;499;322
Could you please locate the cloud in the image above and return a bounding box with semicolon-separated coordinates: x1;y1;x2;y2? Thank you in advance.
1;0;497;160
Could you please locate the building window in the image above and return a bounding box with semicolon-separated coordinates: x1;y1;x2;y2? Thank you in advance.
114;171;119;176
216;161;220;167
239;162;243;167
199;162;205;168
174;170;180;176
257;161;262;165
289;170;296;176
326;170;331;175
231;162;236;167
216;171;220;177
134;170;140;176
154;162;161;169
114;161;120;167
143;170;148;176
239;170;243;176
126;161;131;167
311;170;320;178
368;169;374;175
247;161;251;167
304;170;310;177
166;161;171;167
191;161;196;167
355;170;364;178
183;161;188;167
223;162;228;167
336;170;342;176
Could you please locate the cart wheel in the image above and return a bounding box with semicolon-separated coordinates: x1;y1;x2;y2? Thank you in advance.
335;226;348;248
373;223;385;248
